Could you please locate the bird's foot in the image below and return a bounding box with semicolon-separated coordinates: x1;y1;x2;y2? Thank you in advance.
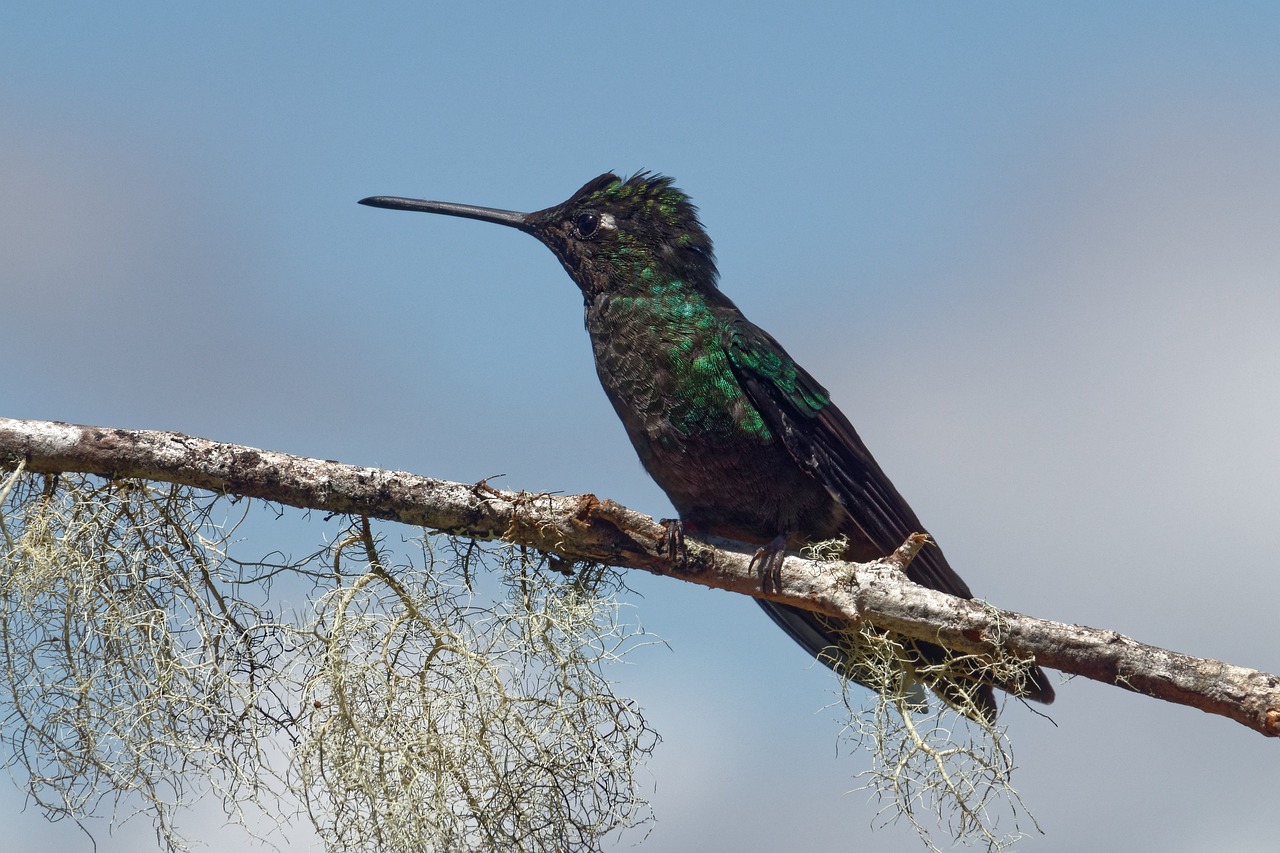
658;518;693;571
749;534;788;593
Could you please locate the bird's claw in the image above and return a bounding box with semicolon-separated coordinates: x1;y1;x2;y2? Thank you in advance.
749;534;788;593
659;518;693;571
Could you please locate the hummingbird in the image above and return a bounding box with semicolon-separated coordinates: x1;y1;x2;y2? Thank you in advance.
360;172;1054;720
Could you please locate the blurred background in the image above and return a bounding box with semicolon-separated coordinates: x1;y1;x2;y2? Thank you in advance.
4;3;1279;851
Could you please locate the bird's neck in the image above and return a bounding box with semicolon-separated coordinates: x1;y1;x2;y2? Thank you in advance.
584;275;771;444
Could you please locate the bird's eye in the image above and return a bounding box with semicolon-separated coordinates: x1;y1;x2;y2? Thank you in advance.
573;210;601;239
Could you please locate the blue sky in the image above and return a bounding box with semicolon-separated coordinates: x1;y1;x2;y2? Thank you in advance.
4;4;1280;851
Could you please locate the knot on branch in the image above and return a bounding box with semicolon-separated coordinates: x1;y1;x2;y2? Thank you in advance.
1265;708;1280;736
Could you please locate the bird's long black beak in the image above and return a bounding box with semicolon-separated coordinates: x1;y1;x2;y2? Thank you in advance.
358;196;530;230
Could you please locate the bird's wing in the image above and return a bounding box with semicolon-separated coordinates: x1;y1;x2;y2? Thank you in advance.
725;317;1055;711
724;318;972;598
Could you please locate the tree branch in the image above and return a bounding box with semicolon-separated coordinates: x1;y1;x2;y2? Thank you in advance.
2;416;1277;738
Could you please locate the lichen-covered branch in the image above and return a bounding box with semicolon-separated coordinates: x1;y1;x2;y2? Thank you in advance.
2;416;1277;738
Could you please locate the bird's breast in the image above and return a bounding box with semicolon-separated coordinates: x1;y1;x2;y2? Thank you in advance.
584;291;842;542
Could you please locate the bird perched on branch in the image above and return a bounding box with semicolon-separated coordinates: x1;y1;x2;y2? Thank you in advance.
361;172;1054;721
